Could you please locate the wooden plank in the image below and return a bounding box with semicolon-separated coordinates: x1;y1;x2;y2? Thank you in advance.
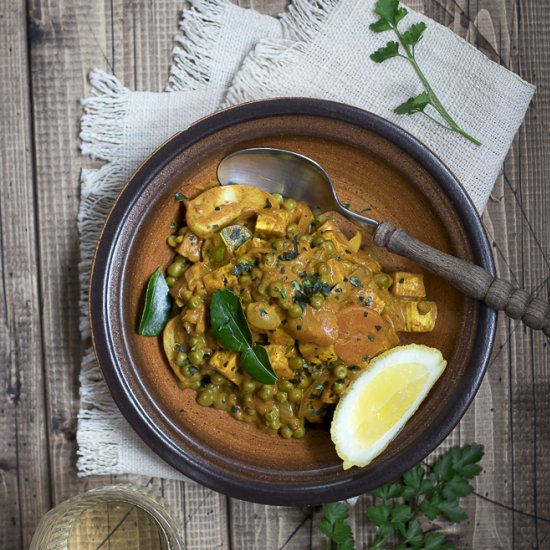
27;0;118;510
0;2;52;548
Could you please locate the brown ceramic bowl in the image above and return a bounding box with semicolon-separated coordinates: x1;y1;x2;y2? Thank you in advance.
90;99;496;505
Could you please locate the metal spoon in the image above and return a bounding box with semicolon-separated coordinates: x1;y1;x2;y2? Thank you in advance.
218;147;550;336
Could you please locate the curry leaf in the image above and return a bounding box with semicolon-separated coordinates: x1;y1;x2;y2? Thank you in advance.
240;345;276;385
210;289;276;384
138;268;172;336
210;289;252;352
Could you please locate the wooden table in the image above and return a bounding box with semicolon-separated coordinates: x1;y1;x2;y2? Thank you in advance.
1;0;548;548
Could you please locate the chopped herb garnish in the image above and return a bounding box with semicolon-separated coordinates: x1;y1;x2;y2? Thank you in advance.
279;250;299;261
375;324;382;331
265;199;272;208
342;202;350;208
399;278;405;284
362;355;370;362
368;335;376;341
349;277;362;287
175;192;188;202
169;221;177;230
361;207;372;212
214;206;221;211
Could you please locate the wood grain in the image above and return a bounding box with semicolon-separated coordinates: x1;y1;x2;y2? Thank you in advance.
0;0;547;548
0;2;51;548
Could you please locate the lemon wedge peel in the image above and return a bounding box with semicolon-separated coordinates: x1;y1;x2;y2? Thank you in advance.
331;344;447;470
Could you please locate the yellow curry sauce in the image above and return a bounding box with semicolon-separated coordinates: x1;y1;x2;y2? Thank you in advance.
162;185;437;439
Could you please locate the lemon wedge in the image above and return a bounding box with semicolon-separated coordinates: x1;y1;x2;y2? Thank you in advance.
331;344;447;469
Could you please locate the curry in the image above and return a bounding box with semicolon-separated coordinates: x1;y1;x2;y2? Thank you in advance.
156;184;437;439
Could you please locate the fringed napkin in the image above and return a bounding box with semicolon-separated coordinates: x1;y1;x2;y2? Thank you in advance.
77;0;534;480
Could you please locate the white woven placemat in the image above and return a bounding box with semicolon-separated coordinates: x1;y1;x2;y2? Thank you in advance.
77;0;534;480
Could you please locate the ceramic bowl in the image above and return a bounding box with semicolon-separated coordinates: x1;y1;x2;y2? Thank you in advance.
89;99;496;505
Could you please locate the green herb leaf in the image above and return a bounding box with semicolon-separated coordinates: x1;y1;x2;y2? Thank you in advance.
372;480;404;500
240;345;276;385
374;0;400;24
367;504;390;526
423;532;451;549
436;499;468;523
210;289;252;352
369;18;392;32
434;453;454;483
401;21;427;46
391;504;412;523
442;476;474;500
324;502;350;523
420;498;439;520
370;41;400;63
138;268;172;336
403;519;422;546
394;92;431;115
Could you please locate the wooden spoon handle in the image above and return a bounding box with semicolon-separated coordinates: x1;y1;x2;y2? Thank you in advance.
374;222;550;336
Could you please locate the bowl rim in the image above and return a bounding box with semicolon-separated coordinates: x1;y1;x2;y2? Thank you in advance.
89;98;496;505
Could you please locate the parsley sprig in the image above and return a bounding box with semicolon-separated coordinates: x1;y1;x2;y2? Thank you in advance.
317;443;484;550
370;0;481;146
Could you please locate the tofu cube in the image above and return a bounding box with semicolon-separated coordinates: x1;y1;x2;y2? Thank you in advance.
255;209;291;239
391;272;426;298
209;351;242;386
299;343;338;365
265;345;293;379
403;301;437;332
175;231;203;263
202;264;236;294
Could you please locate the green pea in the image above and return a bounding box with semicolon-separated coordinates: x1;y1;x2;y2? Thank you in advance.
286;223;298;237
332;380;346;395
167;261;185;278
293;427;306;439
189;335;206;349
288;304;303;318
288;388;303;403
245;407;256;416
231;406;243;420
214;392;229;410
181;290;193;303
300;234;313;244
263;253;277;267
197;391;214;407
213;244;226;263
259;385;275;401
265;408;279;423
374;272;393;290
188;295;202;310
251;267;263;281
272;240;286;251
239;274;252;286
276;391;288;403
228;393;238;406
243;380;256;393
288;418;301;431
279;380;294;393
282;198;297;211
270;420;282;431
166;276;176;287
312;236;324;247
188;350;204;365
176;352;187;366
288;356;304;370
242;394;254;406
280;426;293;439
182;364;198;377
310;294;324;309
334;365;348;379
210;373;226;385
176;235;184;244
272;193;284;205
316;262;329;275
321;240;336;254
166;236;178;248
